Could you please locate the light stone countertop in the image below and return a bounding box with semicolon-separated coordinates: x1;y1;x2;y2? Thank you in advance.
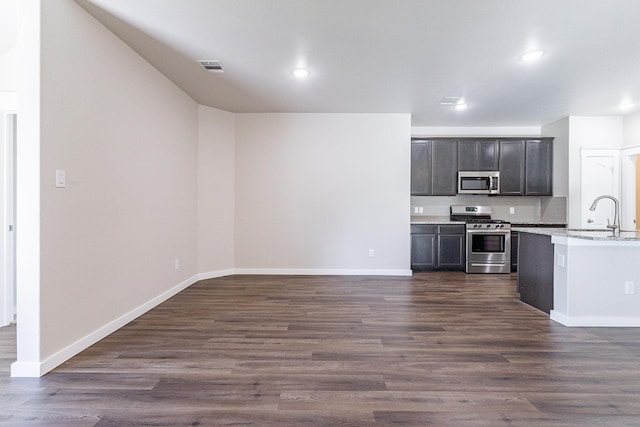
514;227;640;242
410;216;464;225
410;216;567;227
508;222;567;227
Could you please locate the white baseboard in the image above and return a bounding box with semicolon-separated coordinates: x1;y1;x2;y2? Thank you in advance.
550;310;640;327
197;269;235;281
233;268;412;276
11;273;201;378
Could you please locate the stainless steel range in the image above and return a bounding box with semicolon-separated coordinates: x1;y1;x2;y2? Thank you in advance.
450;206;511;274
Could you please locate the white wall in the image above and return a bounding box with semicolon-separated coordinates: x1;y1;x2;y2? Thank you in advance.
235;113;411;274
542;117;569;198
197;105;235;276
0;46;17;111
411;126;541;137
14;0;200;376
623;110;640;148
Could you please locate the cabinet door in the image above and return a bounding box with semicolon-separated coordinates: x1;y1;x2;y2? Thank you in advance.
478;140;499;170
525;139;552;196
457;140;477;170
411;142;431;195
457;140;499;171
411;234;436;269
437;225;465;270
499;140;525;195
431;140;457;195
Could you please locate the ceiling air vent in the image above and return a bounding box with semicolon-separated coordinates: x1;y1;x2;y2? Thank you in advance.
197;60;224;73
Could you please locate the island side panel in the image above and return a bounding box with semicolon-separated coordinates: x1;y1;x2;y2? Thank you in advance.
517;232;554;314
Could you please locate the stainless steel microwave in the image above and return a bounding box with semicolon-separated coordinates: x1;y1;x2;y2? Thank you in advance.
458;171;500;194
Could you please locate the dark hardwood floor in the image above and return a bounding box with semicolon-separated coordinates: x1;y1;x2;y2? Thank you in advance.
1;272;640;426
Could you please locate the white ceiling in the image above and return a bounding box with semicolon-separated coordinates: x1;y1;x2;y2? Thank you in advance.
67;0;640;126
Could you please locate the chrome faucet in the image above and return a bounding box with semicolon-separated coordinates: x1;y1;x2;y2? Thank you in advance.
589;195;620;235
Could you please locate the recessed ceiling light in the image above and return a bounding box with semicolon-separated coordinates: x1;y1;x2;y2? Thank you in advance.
454;99;468;111
520;49;545;62
292;68;310;78
620;102;635;110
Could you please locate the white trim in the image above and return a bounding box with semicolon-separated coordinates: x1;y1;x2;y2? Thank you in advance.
196;269;235;281
15;0;42;374
11;274;200;377
233;268;412;276
622;144;640;155
551;310;640;327
8;361;41;377
0;92;17;111
411;126;541;138
621;145;640;230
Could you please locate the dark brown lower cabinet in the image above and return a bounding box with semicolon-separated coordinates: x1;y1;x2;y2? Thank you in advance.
517;232;554;314
411;224;465;271
411;231;436;270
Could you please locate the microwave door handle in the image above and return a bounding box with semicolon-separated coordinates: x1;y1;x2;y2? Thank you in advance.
488;176;493;190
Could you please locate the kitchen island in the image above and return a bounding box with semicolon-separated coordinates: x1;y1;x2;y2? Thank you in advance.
515;228;640;327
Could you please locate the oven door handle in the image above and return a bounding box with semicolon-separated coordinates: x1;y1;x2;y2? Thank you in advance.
466;229;510;235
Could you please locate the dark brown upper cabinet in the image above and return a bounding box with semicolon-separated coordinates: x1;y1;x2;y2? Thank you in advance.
525;139;553;196
412;137;552;197
411;139;457;196
457;139;499;171
498;138;553;196
498;140;526;195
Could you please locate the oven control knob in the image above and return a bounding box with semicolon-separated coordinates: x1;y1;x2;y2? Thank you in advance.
486;224;491;228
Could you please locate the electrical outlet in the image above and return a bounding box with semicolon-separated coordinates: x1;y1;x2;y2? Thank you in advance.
556;254;565;268
625;281;635;295
509;207;515;214
369;249;375;257
419;207;424;214
413;207;419;213
174;259;180;270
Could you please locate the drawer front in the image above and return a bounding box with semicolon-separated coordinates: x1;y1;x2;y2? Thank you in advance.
411;224;437;234
438;224;465;236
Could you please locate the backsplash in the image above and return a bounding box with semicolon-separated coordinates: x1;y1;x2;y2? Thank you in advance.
411;195;566;224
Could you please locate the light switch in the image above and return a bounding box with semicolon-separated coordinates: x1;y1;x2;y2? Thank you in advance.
55;170;66;188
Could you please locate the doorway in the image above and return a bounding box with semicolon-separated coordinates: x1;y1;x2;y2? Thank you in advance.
637;156;640;229
1;112;17;328
580;149;620;228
